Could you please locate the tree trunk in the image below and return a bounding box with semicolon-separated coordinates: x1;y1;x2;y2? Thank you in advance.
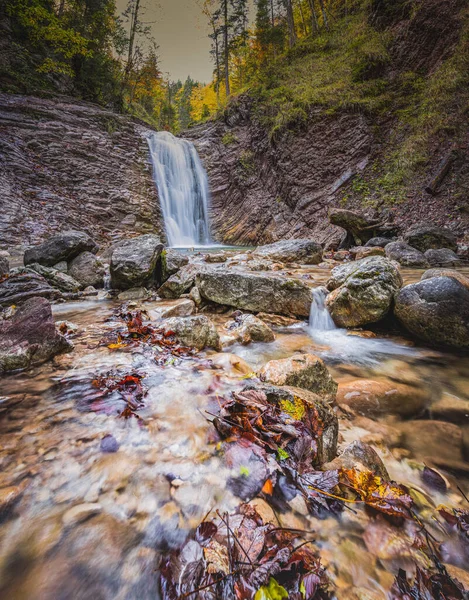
318;0;329;30
297;0;308;36
307;0;319;33
223;0;230;97
425;149;457;195
286;0;297;48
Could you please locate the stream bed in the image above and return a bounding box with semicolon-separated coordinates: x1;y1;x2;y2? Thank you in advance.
1;260;469;599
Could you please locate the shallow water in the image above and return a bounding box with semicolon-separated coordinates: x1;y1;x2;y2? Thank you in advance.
1;264;469;599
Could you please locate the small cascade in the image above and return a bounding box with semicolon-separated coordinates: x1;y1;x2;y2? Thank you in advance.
309;287;337;331
147;131;211;247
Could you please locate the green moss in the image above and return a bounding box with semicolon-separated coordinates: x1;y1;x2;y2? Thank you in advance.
222;131;237;145
280;397;306;421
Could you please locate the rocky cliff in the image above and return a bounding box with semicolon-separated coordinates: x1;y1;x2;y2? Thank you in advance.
186;0;469;247
0;93;163;249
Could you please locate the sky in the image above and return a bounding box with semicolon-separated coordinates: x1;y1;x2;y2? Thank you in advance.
117;0;214;83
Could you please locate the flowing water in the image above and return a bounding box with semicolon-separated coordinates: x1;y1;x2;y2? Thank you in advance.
1;260;469;598
147;131;211;247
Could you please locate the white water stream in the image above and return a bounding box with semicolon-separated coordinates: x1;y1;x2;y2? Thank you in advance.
147;131;211;247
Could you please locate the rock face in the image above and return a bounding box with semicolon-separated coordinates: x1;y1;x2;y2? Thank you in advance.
395;276;469;349
385;242;428;268
28;263;81;293
326;256;402;327
0;93;163;247
224;313;275;344
0;297;71;372
196;271;313;317
68;252;106;288
0;257;9;278
403;225;458;252
0;270;61;306
253;240;322;264
336;378;428;418
24;230;98;267
110;235;163;290
161;316;220;350
245;383;338;464
424;248;460;267
258;354;338;401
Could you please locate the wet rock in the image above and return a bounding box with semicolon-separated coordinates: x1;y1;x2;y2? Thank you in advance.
326;256;402;327
424;248;460;267
253;239;323;265
100;434;120;453
24;230;98;267
395;277;469;349
246;383;338;463
0;297;72;372
161;315;221;350
204;253;227;263
256;313;301;327
385;242;429;268
365;237;394;248
430;393;469;425
258;353;338;401
403;224;457;252
224;313;275;344
246;258;274;271
160;249;189;283
110;234;163;290
0;256;9;278
0;485;23;513
336;378;428;418
399;420;464;467
353;246;385;260
28;263;81;292
62;503;102;526
189;285;202;306
68;251;106;288
158;264;199;299
149;299;195;319
421;269;469;290
353;416;402;447
117;287;150;301
196;271;313;317
0;270;62;306
210;352;254;376
323;441;389;480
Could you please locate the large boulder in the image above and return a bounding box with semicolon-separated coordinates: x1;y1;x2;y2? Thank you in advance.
0;297;72;372
28;263;81;293
258;353;337;401
0;270;61;306
224;313;275;344
424;248;460;267
329;208;399;246
110;235;163;290
365;237;394;248
24;230;98;267
253;239;322;265
196;271;313;317
326;256;402;327
68;252;106;288
243;383;338;464
403;225;457;252
159;249;189;283
421;269;469;289
385;242;429;268
161;316;220;350
394;276;469;349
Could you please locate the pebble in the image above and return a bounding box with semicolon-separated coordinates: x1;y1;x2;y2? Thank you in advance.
62;503;102;526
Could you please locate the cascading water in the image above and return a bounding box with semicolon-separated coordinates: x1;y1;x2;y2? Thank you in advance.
308;287;337;332
147;131;211;247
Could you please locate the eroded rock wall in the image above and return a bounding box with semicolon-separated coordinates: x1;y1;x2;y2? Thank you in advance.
0;93;163;248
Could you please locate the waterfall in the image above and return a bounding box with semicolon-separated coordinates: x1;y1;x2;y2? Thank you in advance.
309;287;337;331
147;131;211;247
